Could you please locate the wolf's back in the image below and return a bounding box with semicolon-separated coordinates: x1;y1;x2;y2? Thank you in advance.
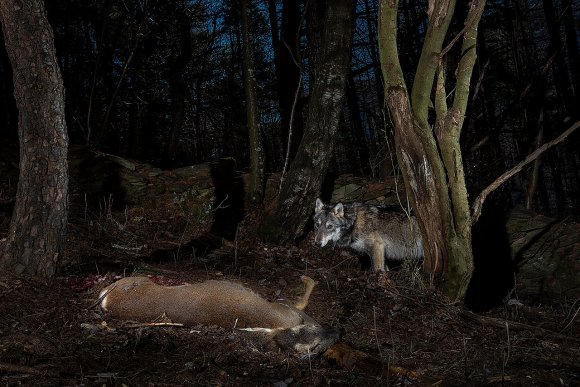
349;203;424;262
313;199;423;271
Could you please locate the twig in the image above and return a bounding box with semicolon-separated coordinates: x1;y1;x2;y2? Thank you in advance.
471;58;490;102
98;0;150;143
471;120;580;225
279;72;303;193
503;319;510;374
458;310;580;343
372;304;385;368
561;300;580;333
278;31;304;193
440;0;486;58
0;362;57;376
111;243;145;251
125;322;185;328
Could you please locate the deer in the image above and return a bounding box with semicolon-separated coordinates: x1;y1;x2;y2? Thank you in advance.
99;275;339;356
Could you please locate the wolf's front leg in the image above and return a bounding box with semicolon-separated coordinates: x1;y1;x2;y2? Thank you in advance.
371;242;386;271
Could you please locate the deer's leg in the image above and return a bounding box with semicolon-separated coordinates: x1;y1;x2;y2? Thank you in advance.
294;276;316;310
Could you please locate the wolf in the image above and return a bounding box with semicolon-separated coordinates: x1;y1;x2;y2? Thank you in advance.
313;198;423;271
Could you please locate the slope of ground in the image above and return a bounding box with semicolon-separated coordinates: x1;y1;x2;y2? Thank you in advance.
0;200;578;386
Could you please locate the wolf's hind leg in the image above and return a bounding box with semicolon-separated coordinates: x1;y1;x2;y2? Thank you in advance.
294;276;316;310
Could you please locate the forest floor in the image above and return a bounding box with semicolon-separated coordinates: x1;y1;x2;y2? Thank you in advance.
0;196;579;386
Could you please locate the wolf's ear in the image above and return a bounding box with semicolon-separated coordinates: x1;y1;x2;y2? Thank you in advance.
315;198;324;213
332;203;344;217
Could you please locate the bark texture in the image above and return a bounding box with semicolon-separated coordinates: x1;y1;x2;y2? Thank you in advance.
241;0;265;202
378;0;485;300
266;0;356;243
268;0;304;165
0;0;69;277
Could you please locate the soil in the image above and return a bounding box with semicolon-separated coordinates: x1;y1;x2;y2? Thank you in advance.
0;200;579;386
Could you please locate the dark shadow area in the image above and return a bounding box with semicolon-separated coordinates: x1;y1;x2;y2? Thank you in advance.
69;147;127;211
466;198;516;311
66;234;225;277
148;234;224;262
0;199;14;236
358;255;372;271
296;172;339;244
209;158;245;240
319;172;339;203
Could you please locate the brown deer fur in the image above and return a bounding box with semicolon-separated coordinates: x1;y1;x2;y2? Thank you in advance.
99;275;339;355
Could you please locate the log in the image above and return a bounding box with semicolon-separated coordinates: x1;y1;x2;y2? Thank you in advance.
68;145;215;210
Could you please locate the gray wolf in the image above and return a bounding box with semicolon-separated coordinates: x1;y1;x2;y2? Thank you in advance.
313;198;423;271
100;275;339;355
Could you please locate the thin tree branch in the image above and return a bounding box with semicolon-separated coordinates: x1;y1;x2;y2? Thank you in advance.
471;58;490;102
440;0;486;58
471;120;580;224
279;38;304;193
86;17;109;145
98;1;149;144
279;73;302;193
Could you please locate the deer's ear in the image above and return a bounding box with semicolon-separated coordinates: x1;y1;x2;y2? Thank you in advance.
315;198;324;213
332;203;344;217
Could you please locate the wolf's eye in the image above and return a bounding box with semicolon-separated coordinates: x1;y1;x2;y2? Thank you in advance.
326;224;333;230
315;220;321;229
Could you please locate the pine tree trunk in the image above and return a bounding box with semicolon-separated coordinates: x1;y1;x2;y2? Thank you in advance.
0;0;69;277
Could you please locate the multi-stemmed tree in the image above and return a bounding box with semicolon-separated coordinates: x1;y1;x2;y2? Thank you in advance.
378;0;486;300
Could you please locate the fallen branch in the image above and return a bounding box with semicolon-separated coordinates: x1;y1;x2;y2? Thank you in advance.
111;243;145;251
471;120;580;225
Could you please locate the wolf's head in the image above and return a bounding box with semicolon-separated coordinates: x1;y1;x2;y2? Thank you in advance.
313;198;352;247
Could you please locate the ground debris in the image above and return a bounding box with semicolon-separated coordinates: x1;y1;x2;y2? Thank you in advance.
0;203;578;386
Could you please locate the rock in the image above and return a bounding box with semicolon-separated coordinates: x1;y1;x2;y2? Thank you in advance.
507;207;580;301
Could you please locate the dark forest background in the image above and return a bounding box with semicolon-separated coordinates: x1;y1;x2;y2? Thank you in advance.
0;0;578;220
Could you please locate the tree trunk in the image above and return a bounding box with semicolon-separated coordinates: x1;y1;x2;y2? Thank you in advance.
346;71;370;175
163;4;192;166
279;0;304;165
378;0;485;301
0;0;69;277
241;0;265;202
268;0;305;167
562;0;578;96
542;0;575;116
163;77;186;166
263;0;356;243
